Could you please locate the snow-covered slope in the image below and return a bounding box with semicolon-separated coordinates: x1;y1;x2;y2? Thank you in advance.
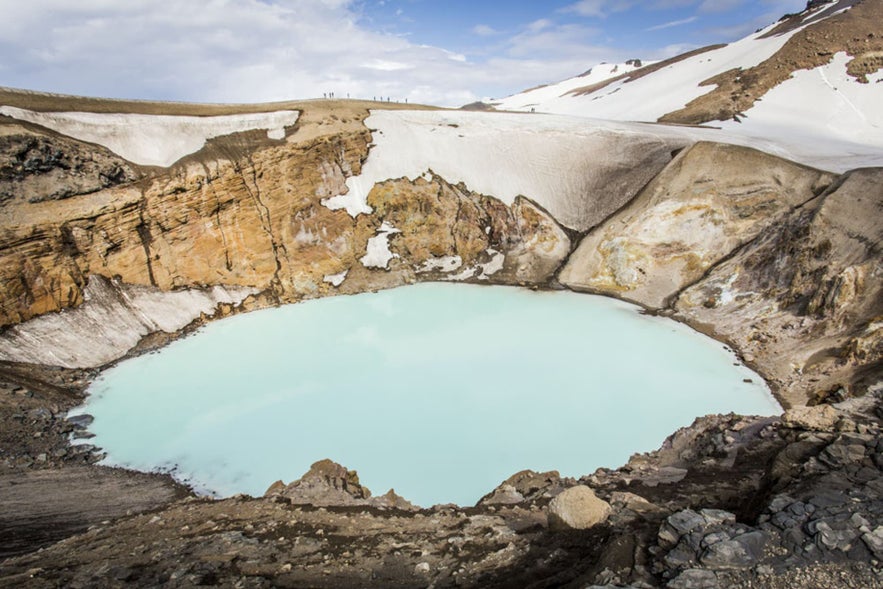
717;51;883;169
320;109;862;232
492;21;801;121
490;61;648;113
484;0;882;171
0;106;299;167
322;110;705;231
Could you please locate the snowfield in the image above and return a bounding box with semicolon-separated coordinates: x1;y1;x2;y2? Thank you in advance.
323;110;710;231
494;21;802;121
490;61;648;113
0;106;299;167
718;52;883;171
320;108;877;233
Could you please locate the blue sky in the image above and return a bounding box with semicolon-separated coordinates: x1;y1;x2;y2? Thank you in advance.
0;0;808;106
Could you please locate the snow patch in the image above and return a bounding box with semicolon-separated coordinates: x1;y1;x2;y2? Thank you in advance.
416;256;463;274
476;249;505;280
491;61;650;112
449;267;478;282
0;276;258;368
0;106;299;167
322;185;373;217
323;271;349;287
360;222;401;269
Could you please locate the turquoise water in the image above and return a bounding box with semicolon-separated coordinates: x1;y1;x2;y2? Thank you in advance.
72;284;779;506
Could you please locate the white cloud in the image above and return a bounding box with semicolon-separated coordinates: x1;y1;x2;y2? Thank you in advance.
0;0;495;106
0;0;810;108
646;16;698;31
561;0;636;18
472;24;499;37
527;19;555;33
361;59;414;71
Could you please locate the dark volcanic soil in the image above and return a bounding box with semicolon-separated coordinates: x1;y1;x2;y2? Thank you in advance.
0;362;188;560
1;361;883;588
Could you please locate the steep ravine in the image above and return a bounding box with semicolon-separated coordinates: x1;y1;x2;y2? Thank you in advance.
0;99;881;587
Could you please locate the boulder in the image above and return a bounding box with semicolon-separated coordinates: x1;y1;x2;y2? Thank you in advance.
861;527;883;559
782;405;840;432
659;510;708;547
700;531;767;569
668;569;719;589
264;459;371;506
547;485;612;531
479;469;561;506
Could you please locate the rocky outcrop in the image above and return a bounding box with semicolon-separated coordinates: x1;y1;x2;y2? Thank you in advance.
363;174;570;284
0;123;138;205
264;459;417;511
547;485;612;530
675;167;883;407
559;142;834;308
478;469;565;506
559;142;880;407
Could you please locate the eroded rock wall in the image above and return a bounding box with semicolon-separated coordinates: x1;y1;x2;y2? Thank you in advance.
675;168;883;407
0;108;571;367
560;142;881;406
0;124;371;328
0;102;880;405
559;142;835;308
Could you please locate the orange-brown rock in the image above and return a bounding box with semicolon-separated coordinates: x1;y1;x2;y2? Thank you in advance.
364;174;569;284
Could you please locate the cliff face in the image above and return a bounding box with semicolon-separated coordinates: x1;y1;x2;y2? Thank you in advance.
560;142;881;407
0;96;880;407
675;168;883;407
0;114;371;327
0;92;882;589
0;101;574;369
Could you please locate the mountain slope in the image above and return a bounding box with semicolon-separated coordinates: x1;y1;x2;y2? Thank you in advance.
488;60;647;112
487;0;882;169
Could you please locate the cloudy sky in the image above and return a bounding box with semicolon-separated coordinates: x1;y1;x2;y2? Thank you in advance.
0;0;808;107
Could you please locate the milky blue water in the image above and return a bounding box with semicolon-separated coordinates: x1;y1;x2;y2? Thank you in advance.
72;284;779;507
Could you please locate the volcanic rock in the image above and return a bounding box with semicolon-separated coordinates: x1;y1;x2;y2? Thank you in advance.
547;485;612;530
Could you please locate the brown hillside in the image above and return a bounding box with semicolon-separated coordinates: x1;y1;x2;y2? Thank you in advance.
660;0;883;124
